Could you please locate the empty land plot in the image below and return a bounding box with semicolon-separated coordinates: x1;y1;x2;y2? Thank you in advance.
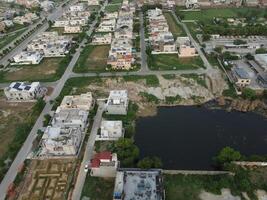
0;29;26;50
19;159;76;200
74;45;110;72
178;8;266;23
110;0;123;4
88;5;100;11
81;175;115;200
105;4;121;12
1;57;65;82
163;12;186;38
148;54;205;70
0;98;34;158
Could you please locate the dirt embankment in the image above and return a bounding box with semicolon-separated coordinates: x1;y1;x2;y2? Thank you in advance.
216;96;267;116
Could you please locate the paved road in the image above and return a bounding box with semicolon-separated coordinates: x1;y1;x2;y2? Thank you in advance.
0;4;98;199
71;102;105;200
170;10;213;72
139;11;150;73
0;0;69;67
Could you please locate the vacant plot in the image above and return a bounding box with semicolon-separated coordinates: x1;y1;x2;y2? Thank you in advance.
81;175;115;200
74;45;110;72
0;98;34;158
148;54;204;70
178;8;266;23
88;5;100;11
110;0;122;3
1;57;65;82
105;4;121;12
19;159;76;200
163;12;186;38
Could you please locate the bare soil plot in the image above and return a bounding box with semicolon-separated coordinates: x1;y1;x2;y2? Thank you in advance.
19;159;76;200
0;97;34;157
4;58;63;82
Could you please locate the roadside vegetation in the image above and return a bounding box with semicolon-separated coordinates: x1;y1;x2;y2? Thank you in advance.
163;12;186;38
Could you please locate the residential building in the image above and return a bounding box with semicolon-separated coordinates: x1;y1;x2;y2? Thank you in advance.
231;67;251;87
26;31;72;57
41;126;83;156
177;37;197;57
96;120;124;140
96;19;116;32
0;21;6;32
185;0;199;8
52;108;89;131
87;0;99;5
113;169;164;200
13;13;39;24
3;20;14;27
106;90;129;115
103;12;118;20
12;51;44;65
58;92;94;112
91;33;112;45
15;0;40;8
4;82;46;101
64;25;82;33
69;3;86;12
90;152;118;177
40;0;54;12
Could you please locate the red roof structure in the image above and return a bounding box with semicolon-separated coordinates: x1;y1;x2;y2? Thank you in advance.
91;152;112;168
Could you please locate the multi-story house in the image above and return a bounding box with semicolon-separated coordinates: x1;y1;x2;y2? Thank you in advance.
105;90;129;115
4;82;46;101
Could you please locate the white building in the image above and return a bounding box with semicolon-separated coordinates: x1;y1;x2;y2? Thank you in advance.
52;108;89;131
231;67;251;88
96;120;124;141
106;90;129;115
64;25;82;33
69;4;86;12
26;31;72;57
58;92;94;112
41;126;83;156
12;51;44;65
87;0;99;5
92;33;112;45
4;82;46;101
96;19;116;32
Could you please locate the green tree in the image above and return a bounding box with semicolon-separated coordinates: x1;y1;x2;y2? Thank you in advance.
255;48;267;54
111;138;139;167
215;147;241;165
137;157;162;169
242;88;257;100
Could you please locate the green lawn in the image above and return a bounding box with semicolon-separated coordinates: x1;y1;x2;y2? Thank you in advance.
88;5;101;11
105;4;121;12
163;12;186;38
184;22;201;40
81;175;115;200
0;29;26;50
178;8;267;23
74;45;110;73
164;167;267;200
110;0;122;4
148;54;205;70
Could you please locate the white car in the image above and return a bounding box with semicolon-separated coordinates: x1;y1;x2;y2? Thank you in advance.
84;164;89;172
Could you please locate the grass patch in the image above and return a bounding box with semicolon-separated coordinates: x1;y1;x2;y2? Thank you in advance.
74;45;110;73
165;95;182;104
178;7;266;23
163;12;186;38
139;92;159;104
123;75;159;87
0;56;71;82
105;4;121;12
162;74;176;79
165;167;267;200
82;176;115;200
148;54;205;70
110;0;122;4
181;74;207;88
88;5;101;11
